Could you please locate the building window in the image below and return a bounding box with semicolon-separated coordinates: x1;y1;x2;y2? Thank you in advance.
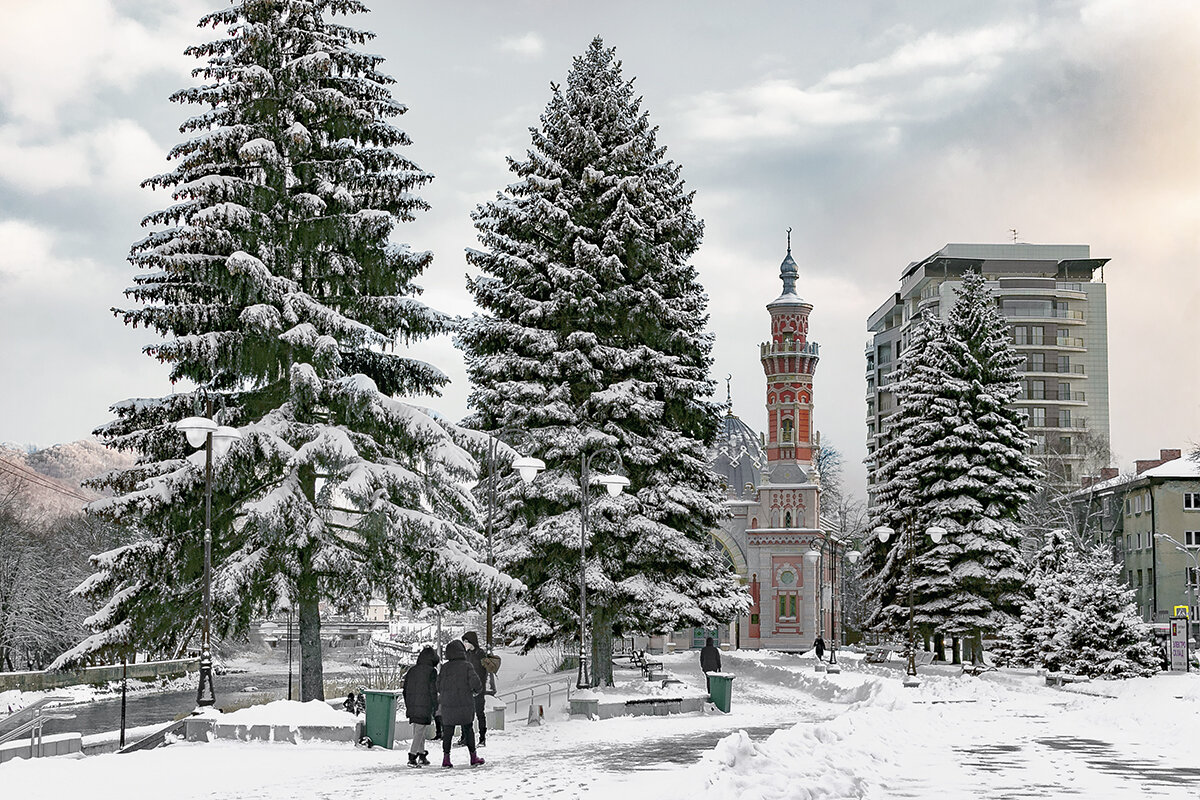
1058;355;1070;373
1185;493;1200;510
1185;531;1200;546
1135;495;1143;514
1031;408;1046;427
784;511;793;528
781;418;794;442
1027;353;1045;372
1031;380;1045;399
1188;568;1198;587
1014;326;1027;345
777;591;799;621
1126;534;1132;552
1031;326;1044;345
1058;409;1071;428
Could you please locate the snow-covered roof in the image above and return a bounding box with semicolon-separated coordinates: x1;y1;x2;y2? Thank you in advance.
1072;456;1200;497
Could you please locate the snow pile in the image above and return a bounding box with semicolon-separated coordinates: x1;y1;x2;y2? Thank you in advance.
219;699;355;727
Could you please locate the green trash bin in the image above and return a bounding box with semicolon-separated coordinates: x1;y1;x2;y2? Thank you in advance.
707;673;734;713
361;689;401;749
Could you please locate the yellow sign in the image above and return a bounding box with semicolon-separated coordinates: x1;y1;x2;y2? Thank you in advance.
1174;605;1190;619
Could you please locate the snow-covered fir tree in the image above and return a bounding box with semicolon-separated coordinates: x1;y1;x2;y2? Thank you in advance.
929;271;1042;660
1002;529;1077;669
863;273;1040;662
59;0;501;699
458;37;747;685
861;312;954;639
1056;545;1160;678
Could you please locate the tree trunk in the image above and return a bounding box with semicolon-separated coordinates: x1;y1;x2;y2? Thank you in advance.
951;635;961;665
298;544;324;702
933;631;946;662
971;629;985;666
590;606;614;687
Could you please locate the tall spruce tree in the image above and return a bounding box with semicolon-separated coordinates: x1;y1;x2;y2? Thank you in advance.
862;312;954;637
1003;529;1077;669
58;1;498;699
458;37;747;685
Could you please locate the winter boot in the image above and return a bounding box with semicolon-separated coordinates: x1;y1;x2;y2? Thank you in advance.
407;753;421;769
442;753;453;768
470;752;486;767
417;751;430;766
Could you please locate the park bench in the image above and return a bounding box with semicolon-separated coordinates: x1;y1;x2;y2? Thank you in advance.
864;646;891;663
1044;672;1090;687
626;650;663;679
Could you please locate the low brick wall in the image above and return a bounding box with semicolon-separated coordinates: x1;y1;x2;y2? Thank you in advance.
0;659;198;692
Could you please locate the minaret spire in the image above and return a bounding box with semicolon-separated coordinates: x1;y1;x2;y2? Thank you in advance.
779;230;799;296
726;373;733;414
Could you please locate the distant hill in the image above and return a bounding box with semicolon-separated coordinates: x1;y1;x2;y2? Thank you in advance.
0;439;136;517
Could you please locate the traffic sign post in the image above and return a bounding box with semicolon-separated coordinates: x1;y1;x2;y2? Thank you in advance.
1169;615;1190;672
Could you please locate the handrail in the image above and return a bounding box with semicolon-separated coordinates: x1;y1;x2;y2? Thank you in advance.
495;673;574;720
0;696;71;741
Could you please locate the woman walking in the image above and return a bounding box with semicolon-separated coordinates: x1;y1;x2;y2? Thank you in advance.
436;639;484;768
402;646;439;767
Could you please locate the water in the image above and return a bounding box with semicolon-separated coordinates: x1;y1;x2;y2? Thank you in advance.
39;667;356;739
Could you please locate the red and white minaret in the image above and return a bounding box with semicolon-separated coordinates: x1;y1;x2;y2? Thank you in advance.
761;235;819;466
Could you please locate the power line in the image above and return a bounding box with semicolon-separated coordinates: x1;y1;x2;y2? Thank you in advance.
0;457;95;503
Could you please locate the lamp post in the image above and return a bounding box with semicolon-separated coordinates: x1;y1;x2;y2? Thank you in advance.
577;447;628;690
1154;532;1199;643
804;535;860;674
873;521;946;687
177;393;241;708
480;428;545;652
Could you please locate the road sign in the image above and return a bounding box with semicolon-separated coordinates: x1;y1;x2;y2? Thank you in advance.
1174;605;1190;618
1169;616;1190;672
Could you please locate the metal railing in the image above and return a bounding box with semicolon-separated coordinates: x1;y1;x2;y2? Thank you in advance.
496;673;574;721
0;696;75;759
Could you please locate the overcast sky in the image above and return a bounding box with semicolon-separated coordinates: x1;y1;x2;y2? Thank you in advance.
1;0;1197;499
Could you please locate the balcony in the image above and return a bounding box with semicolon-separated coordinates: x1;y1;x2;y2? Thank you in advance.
1002;308;1085;323
1022;364;1087;377
760;340;820;358
1015;390;1086;403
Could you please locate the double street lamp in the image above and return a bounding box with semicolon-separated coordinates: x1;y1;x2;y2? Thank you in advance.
872;521;946;687
804;536;862;675
480;428;545;653
177;395;241;708
577;447;628;690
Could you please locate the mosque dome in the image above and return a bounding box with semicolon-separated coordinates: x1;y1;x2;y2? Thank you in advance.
709;410;765;500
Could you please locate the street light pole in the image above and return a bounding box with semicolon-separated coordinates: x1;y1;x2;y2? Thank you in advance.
577;447;628;690
177;391;241;709
481;428;545;654
873;520;945;687
1154;532;1199;643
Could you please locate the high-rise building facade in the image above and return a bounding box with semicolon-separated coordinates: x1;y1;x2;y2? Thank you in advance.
865;243;1111;501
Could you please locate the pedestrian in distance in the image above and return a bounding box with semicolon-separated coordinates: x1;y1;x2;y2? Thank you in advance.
813;635;826;663
403;646;439;768
437;639;484;768
461;630;489;747
700;636;722;692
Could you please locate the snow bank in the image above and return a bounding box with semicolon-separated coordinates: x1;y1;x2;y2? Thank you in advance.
219;699;355;727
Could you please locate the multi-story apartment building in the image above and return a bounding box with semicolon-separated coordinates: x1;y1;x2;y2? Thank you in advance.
1071;449;1200;641
866;243;1111;500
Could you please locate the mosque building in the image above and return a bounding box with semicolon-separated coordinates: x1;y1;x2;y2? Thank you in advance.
687;242;846;652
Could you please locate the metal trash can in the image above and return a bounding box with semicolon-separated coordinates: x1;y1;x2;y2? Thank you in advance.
708;673;734;713
361;689;401;748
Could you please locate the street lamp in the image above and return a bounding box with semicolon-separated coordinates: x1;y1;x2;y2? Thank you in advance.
1154;532;1199;643
577;447;628;690
803;536;859;674
177;393;241;708
480;428;545;652
873;522;946;687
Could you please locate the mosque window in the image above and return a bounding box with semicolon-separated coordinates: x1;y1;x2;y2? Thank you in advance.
777;591;798;621
784;511;793;528
781;419;794;442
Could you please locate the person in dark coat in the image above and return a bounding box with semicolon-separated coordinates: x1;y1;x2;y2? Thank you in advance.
699;636;722;692
461;630;489;747
402;646;439;767
813;635;826;662
436;639;484;768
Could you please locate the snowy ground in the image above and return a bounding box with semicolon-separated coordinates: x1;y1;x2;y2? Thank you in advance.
3;649;1199;799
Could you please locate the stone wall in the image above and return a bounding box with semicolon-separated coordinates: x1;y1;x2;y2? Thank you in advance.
0;658;198;692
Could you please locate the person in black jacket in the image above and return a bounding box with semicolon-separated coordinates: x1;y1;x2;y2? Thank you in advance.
403;646;439;767
461;630;489;747
813;635;826;663
436;639;484;768
700;636;722;692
